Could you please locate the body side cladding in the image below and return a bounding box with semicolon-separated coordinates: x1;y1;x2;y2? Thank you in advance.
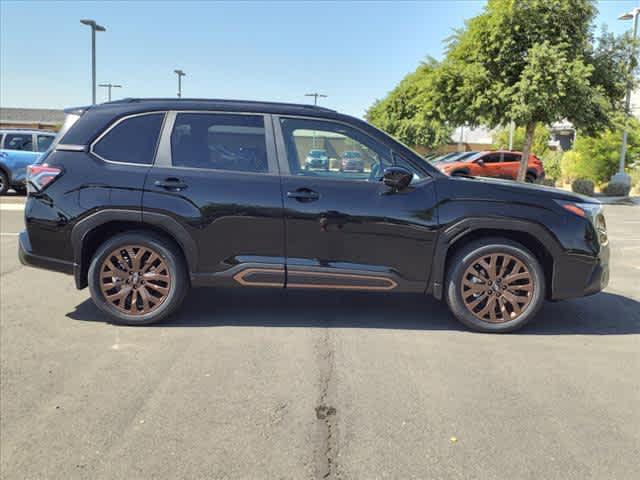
428;217;563;300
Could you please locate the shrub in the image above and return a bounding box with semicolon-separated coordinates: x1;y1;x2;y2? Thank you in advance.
561;151;584;183
571;178;595;196
541;151;562;182
630;166;640;187
540;178;556;187
602;182;630;196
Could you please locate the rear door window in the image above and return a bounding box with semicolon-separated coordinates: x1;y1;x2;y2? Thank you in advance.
37;135;55;152
4;133;33;151
93;113;164;165
170;113;269;173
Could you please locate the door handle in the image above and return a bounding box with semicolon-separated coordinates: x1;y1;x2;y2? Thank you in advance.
154;177;187;191
287;188;320;202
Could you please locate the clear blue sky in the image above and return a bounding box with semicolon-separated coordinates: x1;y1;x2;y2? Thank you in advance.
1;0;638;117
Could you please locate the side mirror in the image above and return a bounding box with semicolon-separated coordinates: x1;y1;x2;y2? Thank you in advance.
382;166;413;191
476;159;485;166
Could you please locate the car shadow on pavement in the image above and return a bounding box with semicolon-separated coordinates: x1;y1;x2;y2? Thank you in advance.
67;288;640;335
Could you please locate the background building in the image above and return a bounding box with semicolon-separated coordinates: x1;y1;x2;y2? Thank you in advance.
0;107;64;131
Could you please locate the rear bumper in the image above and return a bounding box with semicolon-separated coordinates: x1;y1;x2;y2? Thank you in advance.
18;230;74;275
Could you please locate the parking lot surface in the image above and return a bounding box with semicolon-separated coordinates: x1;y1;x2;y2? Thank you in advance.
1;198;639;479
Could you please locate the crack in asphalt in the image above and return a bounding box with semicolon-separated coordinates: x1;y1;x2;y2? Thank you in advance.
315;327;338;479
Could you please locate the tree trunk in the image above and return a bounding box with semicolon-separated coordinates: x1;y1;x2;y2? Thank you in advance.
517;121;536;182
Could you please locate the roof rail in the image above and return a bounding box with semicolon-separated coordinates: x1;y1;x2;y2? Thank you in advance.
99;97;336;112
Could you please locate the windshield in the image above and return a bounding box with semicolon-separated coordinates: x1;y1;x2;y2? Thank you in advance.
343;151;361;158
309;150;327;157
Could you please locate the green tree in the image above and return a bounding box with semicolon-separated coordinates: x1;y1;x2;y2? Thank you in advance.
366;58;452;149
430;0;632;181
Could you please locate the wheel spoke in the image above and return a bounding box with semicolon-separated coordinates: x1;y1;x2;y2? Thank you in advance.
503;272;530;284
462;279;486;293
143;272;170;282
145;282;169;295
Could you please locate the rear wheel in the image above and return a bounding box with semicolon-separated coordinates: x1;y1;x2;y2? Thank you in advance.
0;172;8;195
445;238;545;333
88;232;188;325
525;173;537;183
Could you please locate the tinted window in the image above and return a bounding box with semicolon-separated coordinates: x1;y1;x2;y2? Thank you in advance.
481;154;502;164
37;135;54;152
280;117;392;182
170;113;268;172
4;133;33;151
93;113;164;164
503;153;521;163
280;117;424;183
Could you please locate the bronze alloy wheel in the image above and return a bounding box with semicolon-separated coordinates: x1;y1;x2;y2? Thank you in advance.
460;253;534;323
99;245;172;315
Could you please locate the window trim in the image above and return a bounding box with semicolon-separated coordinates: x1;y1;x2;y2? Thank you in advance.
273;114;432;184
155;110;279;175
89;111;167;166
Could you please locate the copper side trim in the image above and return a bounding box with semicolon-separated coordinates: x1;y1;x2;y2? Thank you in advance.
287;270;398;291
233;268;285;287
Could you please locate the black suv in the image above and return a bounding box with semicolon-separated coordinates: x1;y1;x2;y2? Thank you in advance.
19;98;609;332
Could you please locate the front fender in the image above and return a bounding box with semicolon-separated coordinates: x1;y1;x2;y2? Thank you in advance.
429;216;564;299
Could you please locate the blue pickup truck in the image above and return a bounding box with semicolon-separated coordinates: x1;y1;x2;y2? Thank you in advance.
0;129;57;195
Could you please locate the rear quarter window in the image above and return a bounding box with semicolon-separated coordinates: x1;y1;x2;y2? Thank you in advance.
93;113;164;165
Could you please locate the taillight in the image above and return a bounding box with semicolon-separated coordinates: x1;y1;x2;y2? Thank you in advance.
27;164;62;193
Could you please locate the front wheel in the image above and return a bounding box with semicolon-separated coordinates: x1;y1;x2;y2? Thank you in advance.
445;238;545;333
88;232;189;325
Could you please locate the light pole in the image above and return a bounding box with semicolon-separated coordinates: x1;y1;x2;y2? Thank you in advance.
174;69;186;98
611;7;639;188
98;83;122;102
80;19;106;105
305;92;327;106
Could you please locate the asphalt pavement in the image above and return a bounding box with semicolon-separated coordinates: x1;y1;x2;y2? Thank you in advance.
1;197;638;479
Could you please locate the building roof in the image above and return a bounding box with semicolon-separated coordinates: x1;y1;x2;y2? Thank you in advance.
0;107;65;125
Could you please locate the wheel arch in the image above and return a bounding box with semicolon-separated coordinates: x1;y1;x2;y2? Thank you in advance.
71;209;197;289
429;218;561;301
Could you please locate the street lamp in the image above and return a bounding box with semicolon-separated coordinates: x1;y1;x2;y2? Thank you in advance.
174;69;186;98
611;7;639;189
305;92;327;106
98;83;122;102
80;19;106;105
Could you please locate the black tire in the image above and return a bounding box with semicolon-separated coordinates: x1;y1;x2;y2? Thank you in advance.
525;173;537;183
88;231;189;325
0;171;9;195
445;237;545;333
450;171;467;177
14;185;27;196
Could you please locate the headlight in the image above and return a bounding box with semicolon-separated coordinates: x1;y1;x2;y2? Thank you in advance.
555;200;608;245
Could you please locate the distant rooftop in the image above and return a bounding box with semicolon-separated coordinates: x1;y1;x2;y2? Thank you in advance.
0;107;65;126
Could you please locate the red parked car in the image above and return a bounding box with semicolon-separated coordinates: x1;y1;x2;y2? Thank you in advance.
434;150;545;183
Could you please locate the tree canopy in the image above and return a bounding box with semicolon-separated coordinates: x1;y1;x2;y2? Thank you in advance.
368;0;634;181
365;58;452;149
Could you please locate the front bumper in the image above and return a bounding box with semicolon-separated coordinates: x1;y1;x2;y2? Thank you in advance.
551;242;610;300
18;230;74;275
